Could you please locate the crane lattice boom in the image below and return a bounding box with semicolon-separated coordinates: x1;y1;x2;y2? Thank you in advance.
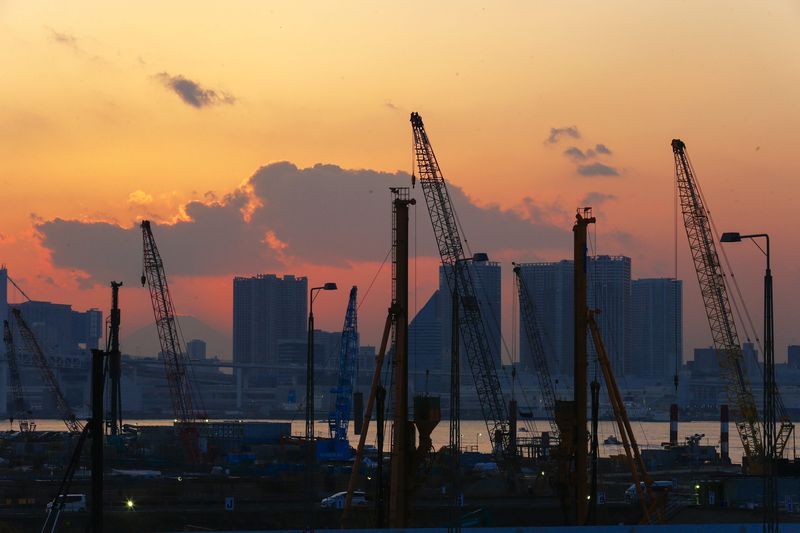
329;286;359;441
141;220;203;461
12;309;82;434
513;266;558;437
4;319;35;433
410;112;510;459
672;139;792;461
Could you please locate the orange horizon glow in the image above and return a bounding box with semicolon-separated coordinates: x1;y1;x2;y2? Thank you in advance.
2;1;799;361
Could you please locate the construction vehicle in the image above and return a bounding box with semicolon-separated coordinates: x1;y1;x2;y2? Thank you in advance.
141;220;205;462
513;264;559;437
588;311;665;524
323;286;359;460
3;319;35;433
671;139;793;467
410;111;511;461
11;309;82;434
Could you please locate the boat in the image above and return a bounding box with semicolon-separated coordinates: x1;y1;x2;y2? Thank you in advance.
604;435;622;445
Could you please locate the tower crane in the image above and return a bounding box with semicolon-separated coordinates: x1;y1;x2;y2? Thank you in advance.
11;309;82;434
328;286;359;443
410;112;511;460
513;265;558;437
3;319;35;433
672;139;793;466
141;220;204;462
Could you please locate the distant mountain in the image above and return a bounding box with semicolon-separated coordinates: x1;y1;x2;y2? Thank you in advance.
121;316;231;360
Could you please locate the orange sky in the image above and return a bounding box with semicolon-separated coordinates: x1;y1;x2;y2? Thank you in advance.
1;1;799;362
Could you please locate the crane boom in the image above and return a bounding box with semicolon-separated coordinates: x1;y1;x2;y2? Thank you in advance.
11;309;82;434
329;286;359;441
672;139;792;462
141;220;203;461
410;112;510;458
513;265;558;437
588;311;664;524
4;319;35;433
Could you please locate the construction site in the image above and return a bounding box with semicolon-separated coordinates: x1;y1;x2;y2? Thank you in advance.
2;115;799;532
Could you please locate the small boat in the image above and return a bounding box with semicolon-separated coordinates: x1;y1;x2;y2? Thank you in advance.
604;435;622;445
518;427;529;433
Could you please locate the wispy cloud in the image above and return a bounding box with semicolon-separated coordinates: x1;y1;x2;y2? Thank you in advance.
581;191;617;206
577;163;619;177
46;27;80;51
155;72;236;109
545;126;580;145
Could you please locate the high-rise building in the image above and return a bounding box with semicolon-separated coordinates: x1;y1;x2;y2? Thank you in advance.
438;256;502;373
186;339;207;360
14;301;102;357
630;278;682;380
788;346;800;369
516;260;573;376
517;255;632;377
587;255;631;377
233;274;307;364
409;290;444;394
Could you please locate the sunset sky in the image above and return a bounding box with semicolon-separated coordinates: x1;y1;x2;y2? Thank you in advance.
1;1;799;365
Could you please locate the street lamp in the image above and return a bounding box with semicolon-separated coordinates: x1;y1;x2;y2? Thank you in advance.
720;231;776;530
306;282;338;442
305;282;336;531
476;432;482;451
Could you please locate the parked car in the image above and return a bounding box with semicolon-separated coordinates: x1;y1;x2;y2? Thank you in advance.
320;491;369;509
46;494;86;513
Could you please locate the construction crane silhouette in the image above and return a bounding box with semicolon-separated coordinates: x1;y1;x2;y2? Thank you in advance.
11;309;82;434
671;139;793;468
410;112;511;461
328;286;359;443
513;264;559;437
3;319;35;433
141;220;204;462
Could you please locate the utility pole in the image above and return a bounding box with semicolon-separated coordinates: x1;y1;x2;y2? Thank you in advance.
389;187;415;528
573;208;595;525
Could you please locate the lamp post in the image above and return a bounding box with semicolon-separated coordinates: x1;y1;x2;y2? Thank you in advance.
305;282;337;531
306;282;338;443
720;231;776;532
476;432;482;451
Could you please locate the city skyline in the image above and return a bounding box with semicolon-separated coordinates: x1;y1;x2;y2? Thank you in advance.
1;2;799;364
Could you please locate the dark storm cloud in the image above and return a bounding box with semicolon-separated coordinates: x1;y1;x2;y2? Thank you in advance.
577;163;619;177
545;126;580;144
37;163;570;284
155;72;235;108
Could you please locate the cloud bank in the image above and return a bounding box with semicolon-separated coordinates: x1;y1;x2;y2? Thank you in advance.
37;162;570;284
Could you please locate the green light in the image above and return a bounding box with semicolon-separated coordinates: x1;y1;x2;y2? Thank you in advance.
694;484;700;490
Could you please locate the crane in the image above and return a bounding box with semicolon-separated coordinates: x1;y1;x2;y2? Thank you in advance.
410;112;511;460
671;139;793;466
3;319;35;433
329;286;359;442
513;264;558;437
11;309;82;434
141;220;204;462
588;311;665;524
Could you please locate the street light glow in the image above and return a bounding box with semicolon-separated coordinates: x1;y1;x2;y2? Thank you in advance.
126;498;135;509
